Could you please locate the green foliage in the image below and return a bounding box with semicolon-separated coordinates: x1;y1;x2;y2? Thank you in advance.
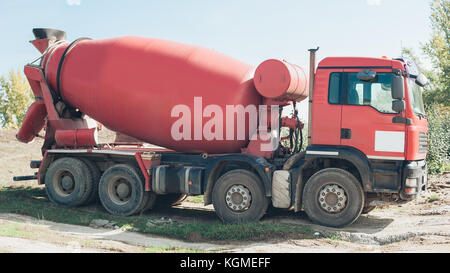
401;47;434;87
425;103;450;174
421;0;450;106
0;70;34;128
402;1;450;174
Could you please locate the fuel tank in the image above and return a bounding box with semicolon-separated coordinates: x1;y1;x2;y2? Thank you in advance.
41;36;262;153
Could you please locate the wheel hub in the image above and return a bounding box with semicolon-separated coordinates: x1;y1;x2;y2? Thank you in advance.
318;184;347;213
226;185;251;212
109;178;132;204
116;182;131;199
61;175;74;192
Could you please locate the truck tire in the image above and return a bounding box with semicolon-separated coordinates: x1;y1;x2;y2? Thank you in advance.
98;164;148;216
155;193;187;208
45;157;93;207
79;158;101;205
302;168;364;228
212;169;269;224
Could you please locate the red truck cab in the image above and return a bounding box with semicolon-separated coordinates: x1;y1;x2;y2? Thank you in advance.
312;56;427;159
304;56;427;210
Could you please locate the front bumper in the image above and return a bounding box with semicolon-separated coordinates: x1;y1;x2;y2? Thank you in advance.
400;160;427;200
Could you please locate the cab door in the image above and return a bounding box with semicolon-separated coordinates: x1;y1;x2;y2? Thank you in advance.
340;69;406;161
310;69;343;146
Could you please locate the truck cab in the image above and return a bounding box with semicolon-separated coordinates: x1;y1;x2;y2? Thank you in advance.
293;56;428;226
311;56;427;162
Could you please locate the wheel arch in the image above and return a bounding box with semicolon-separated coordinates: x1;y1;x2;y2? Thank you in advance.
203;154;273;205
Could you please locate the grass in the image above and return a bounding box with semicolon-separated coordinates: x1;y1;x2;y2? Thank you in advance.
143;246;210;253
186;195;204;204
426;193;441;203
0;186;315;242
142;220;315;242
328;234;342;241
443;161;450;173
0;222;30;238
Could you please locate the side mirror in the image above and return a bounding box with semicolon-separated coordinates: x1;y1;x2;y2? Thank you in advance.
415;73;428;87
392;100;406;113
357;69;377;82
391;75;405;100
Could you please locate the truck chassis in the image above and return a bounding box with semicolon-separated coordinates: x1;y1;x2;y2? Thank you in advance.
16;141;427;228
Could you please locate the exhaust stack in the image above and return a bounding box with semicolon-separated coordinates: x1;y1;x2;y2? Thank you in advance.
307;47;319;142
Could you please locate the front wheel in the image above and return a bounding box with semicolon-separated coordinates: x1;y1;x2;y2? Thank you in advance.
212;169;268;224
302;168;364;228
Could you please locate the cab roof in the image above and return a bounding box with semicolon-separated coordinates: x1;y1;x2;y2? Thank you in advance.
318;57;404;70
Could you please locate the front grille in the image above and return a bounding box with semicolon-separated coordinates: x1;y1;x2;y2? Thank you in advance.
418;132;428;154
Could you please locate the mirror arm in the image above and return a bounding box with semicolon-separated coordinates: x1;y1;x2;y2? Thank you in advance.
392;69;402;76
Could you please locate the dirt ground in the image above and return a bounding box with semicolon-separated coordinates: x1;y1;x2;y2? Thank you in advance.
0;128;449;253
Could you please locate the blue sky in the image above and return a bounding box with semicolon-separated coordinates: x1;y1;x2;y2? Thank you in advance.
0;0;432;77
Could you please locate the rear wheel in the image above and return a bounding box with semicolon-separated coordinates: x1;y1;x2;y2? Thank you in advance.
212;169;268;223
98;164;148;216
79;158;101;204
302;168;364;228
45;157;93;207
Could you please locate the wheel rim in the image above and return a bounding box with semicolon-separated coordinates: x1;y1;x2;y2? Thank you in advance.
318;184;347;213
108;177;133;205
225;185;252;212
53;170;75;196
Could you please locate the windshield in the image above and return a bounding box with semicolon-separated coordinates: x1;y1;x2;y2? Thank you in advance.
407;78;426;117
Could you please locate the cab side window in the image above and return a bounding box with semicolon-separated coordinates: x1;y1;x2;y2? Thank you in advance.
348;73;395;113
328;72;396;114
328;73;342;104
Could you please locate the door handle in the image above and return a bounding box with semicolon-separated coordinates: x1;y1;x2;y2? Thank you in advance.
341;128;352;139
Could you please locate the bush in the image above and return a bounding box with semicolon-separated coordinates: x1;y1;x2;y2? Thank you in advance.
425;103;450;174
0;70;34;128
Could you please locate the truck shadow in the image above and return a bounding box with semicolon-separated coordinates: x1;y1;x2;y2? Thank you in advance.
0;186;395;237
144;204;219;222
142;203;395;235
262;208;395;235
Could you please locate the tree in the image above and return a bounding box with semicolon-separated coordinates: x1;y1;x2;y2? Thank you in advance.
401;47;437;94
421;0;450;106
401;0;450;174
0;70;34;128
426;103;450;173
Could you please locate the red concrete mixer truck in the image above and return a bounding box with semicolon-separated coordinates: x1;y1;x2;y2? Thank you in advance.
13;28;429;227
